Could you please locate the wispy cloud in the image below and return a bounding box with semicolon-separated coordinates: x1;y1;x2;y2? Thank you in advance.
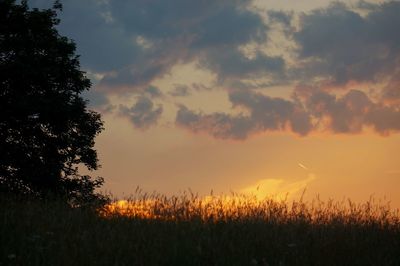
241;174;316;200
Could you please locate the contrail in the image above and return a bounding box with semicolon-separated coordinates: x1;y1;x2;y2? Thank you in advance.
298;163;308;170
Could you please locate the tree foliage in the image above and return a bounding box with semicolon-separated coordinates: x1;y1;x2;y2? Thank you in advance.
0;0;106;204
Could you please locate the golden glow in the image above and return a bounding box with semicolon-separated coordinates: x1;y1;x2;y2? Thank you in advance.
101;194;289;221
95;123;400;208
241;174;316;201
101;199;158;219
100;193;400;224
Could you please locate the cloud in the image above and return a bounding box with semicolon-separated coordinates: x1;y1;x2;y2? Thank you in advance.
119;97;163;129
98;59;172;92
191;83;213;92
145;85;163;98
367;104;400;134
105;0;281;89
292;1;400;86
267;10;294;29
82;89;115;113
199;49;285;83
41;0;141;72
177;88;400;139
176;105;254;140
28;0;400;95
176;90;312;139
382;76;400;105
110;0;266;46
303;89;400;134
241;174;316;200
169;85;191;97
28;0;282;92
28;0;400;139
229;90;312;136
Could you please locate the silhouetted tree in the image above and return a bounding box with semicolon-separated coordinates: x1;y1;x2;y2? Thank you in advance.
0;0;105;204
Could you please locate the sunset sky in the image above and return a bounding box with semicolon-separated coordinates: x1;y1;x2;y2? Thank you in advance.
30;0;400;206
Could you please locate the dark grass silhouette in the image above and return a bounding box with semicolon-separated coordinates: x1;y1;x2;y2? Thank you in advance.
1;191;400;266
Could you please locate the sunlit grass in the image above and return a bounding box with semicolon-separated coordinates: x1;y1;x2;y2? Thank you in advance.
101;190;400;226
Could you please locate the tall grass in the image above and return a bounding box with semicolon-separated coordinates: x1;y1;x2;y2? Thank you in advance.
102;190;400;225
1;191;400;266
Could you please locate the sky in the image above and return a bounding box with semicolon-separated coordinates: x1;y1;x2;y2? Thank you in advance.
29;0;400;206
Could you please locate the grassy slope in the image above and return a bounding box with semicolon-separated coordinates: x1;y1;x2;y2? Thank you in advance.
1;195;400;266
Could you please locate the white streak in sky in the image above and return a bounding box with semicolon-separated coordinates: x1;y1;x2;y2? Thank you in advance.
298;163;308;170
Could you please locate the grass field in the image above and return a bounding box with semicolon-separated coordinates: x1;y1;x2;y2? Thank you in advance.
1;192;400;266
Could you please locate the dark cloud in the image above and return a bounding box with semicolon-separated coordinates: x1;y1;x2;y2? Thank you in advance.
29;0;141;72
381;76;400;105
267;10;293;27
145;85;163;98
176;105;254;140
293;1;400;86
120;97;163;129
287;0;400;135
82;90;108;108
27;0;400;138
305;89;400;134
176;90;312;139
367;105;400;134
98;58;173;91
306;90;372;133
356;0;379;10
105;0;278;88
110;0;265;46
27;0;400;93
28;0;281;92
82;89;115;113
169;85;191;97
229;90;312;136
191;83;213;91
176;88;400;139
199;49;285;82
